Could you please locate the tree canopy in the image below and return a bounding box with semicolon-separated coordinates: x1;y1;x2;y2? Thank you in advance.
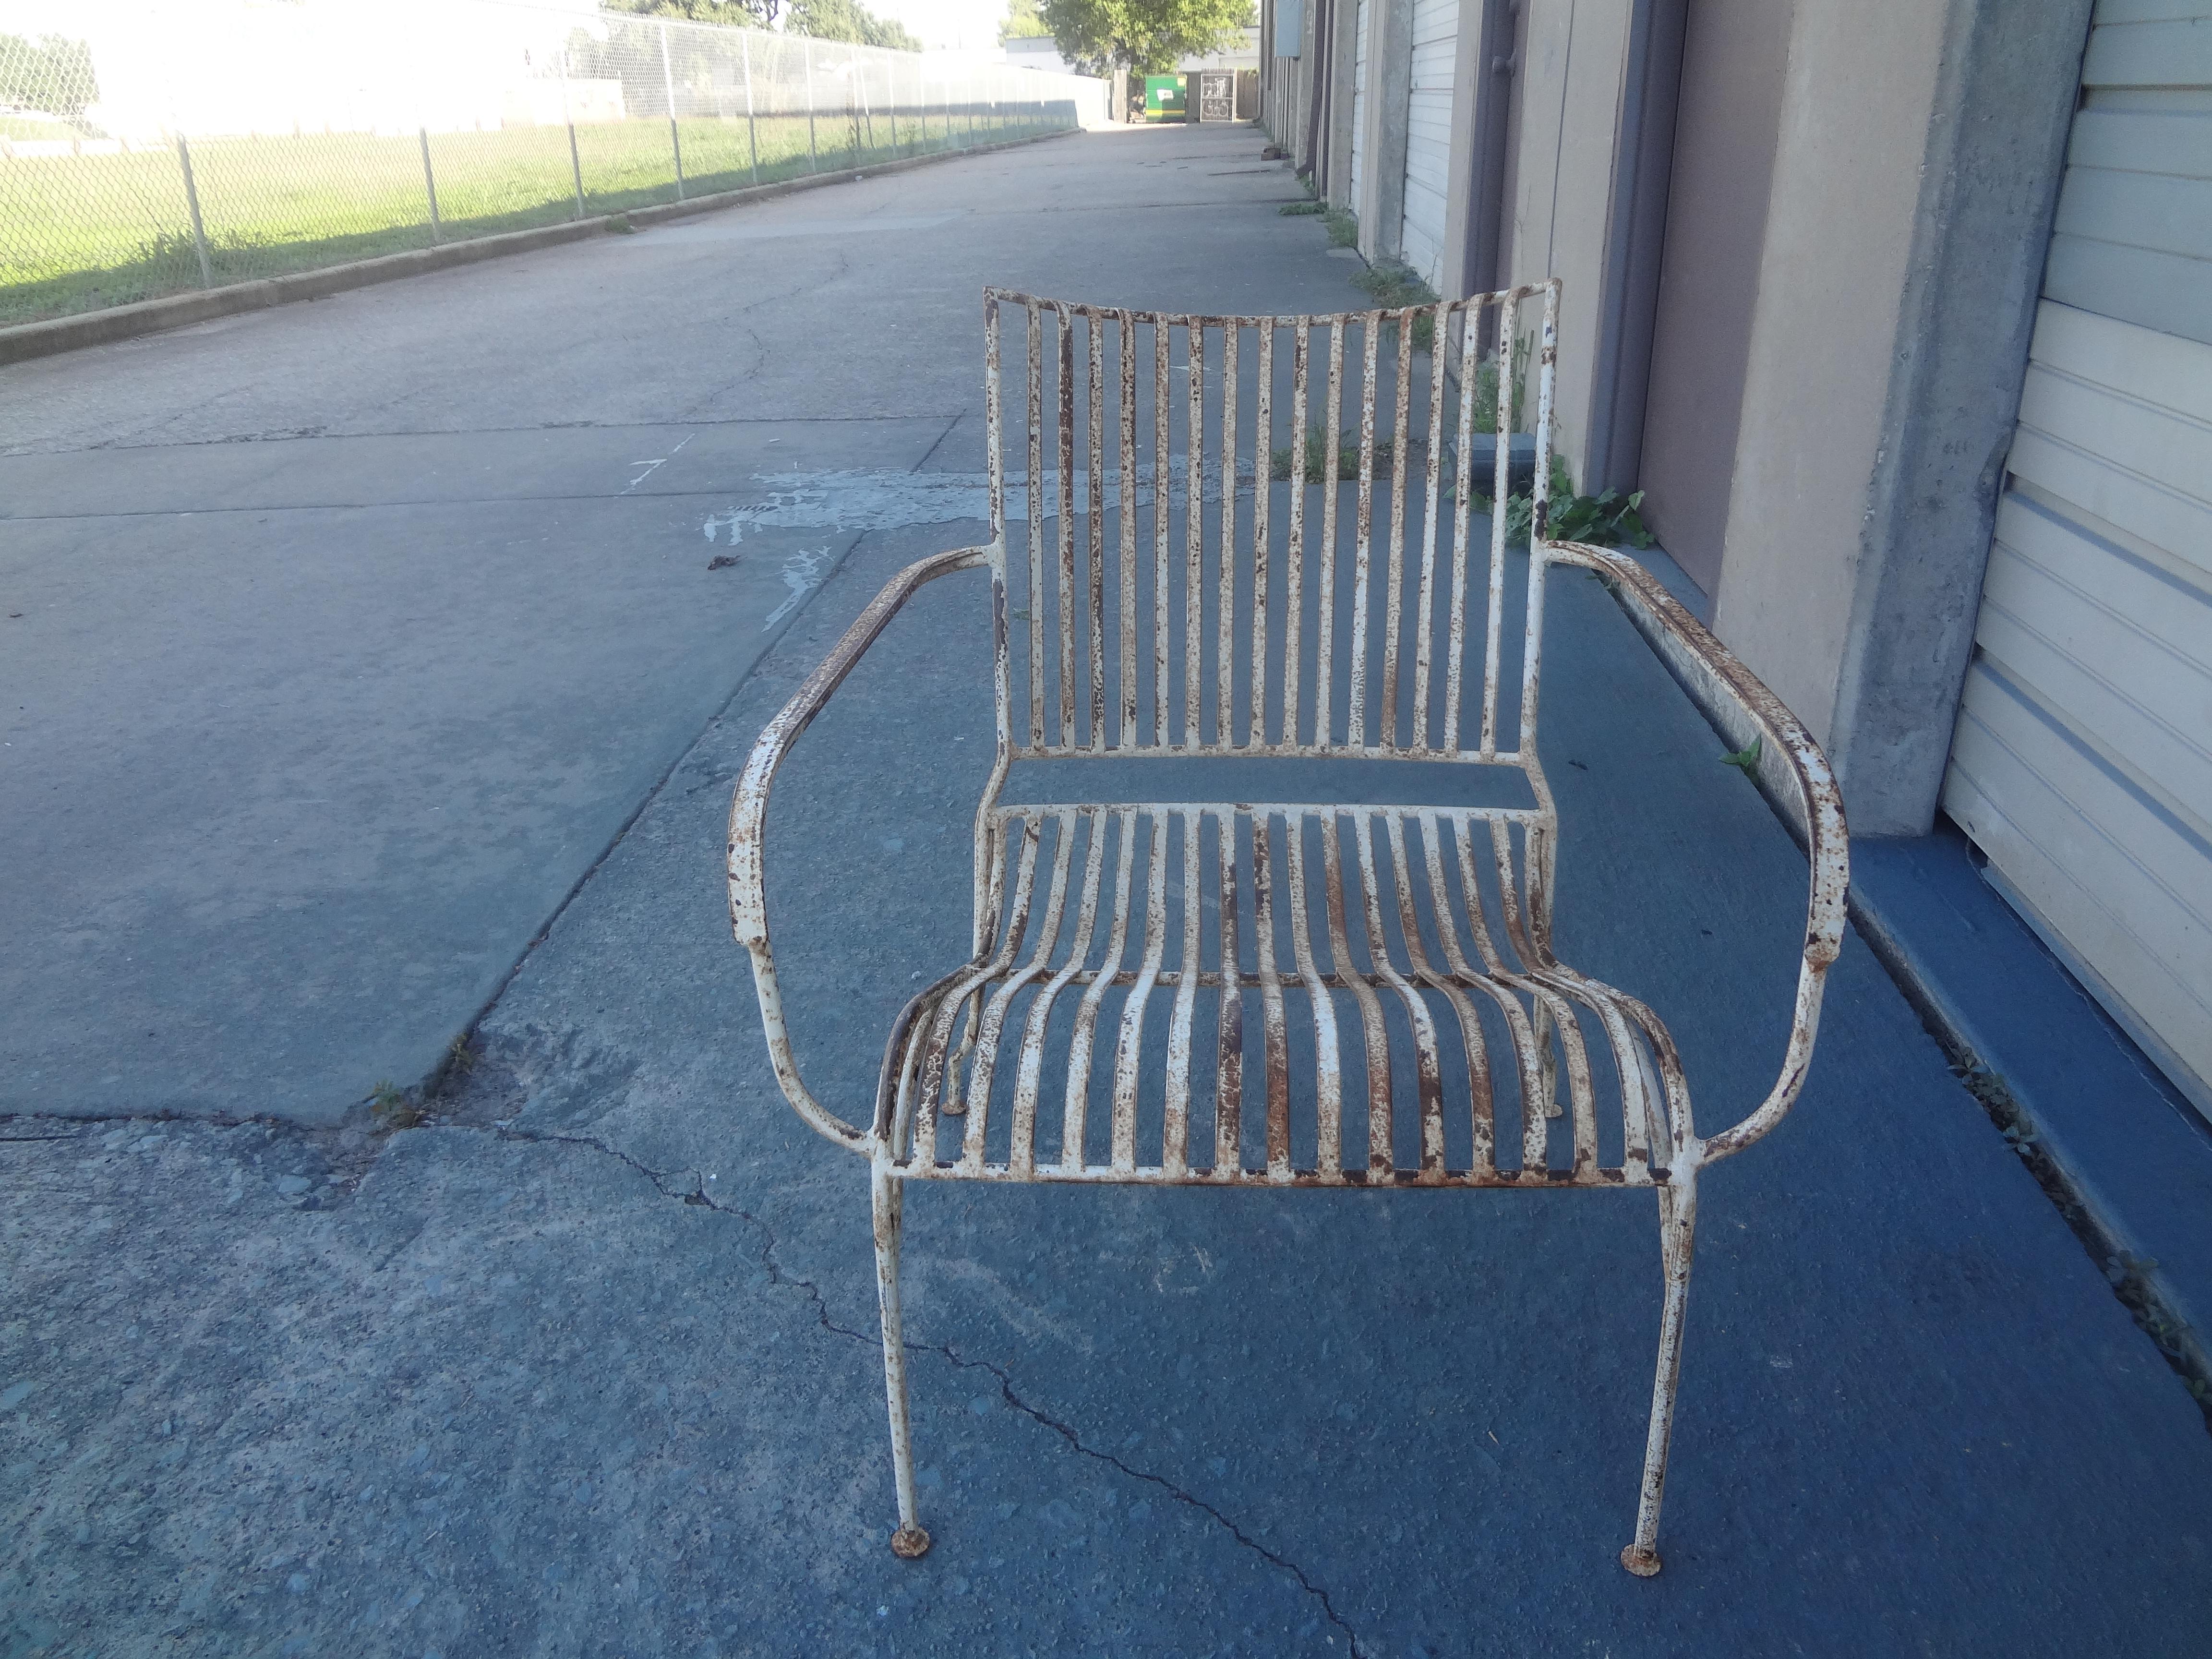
602;0;923;52
998;0;1054;42
786;0;923;50
602;0;782;27
0;33;97;125
1035;0;1251;75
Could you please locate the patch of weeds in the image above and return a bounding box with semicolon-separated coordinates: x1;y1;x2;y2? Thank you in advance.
1468;454;1656;549
1349;259;1434;309
1322;205;1358;248
1350;260;1439;351
606;212;637;235
1467;333;1532;435
1269;425;1428;482
369;1080;429;1131
1278;199;1325;216
1719;737;1763;777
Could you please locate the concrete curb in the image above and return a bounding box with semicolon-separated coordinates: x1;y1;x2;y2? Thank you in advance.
1847;848;2212;1417
1601;554;2212;1421
0;127;1079;369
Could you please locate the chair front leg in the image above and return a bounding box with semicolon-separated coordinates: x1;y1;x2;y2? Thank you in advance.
872;1162;931;1559
1623;1174;1697;1576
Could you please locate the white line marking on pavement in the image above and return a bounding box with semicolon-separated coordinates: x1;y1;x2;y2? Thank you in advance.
764;546;833;631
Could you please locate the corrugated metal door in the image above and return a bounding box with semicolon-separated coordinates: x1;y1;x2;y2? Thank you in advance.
1351;0;1370;204
1398;0;1458;287
1941;0;2212;1116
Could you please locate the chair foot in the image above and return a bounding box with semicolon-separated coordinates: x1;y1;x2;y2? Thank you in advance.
891;1524;933;1559
1620;1543;1661;1577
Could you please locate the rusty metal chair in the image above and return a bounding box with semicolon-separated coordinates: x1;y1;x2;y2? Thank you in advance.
729;279;1849;1575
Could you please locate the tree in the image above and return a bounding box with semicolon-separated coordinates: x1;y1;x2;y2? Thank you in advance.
603;0;922;50
0;33;97;126
602;0;783;26
786;0;923;51
1036;0;1250;76
999;0;1054;41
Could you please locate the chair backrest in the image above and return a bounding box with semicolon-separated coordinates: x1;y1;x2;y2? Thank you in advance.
982;279;1560;767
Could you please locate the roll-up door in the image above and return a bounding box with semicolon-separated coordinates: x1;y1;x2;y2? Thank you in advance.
1398;0;1458;287
1941;0;2212;1117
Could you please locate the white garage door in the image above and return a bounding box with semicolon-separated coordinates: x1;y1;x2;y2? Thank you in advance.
1941;0;2212;1117
1350;0;1370;205
1398;0;1458;288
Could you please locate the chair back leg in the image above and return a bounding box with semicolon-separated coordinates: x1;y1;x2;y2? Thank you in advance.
1623;1177;1698;1575
872;1163;932;1558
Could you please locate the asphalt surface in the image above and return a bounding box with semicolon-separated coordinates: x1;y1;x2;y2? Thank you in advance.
4;124;2210;1657
0;123;1338;1125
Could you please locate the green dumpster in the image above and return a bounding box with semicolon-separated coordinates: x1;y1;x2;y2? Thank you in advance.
1143;74;1188;122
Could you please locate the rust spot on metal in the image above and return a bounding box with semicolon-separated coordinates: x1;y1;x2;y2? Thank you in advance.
729;278;1847;1579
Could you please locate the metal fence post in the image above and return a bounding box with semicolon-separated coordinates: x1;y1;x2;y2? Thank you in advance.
741;30;760;184
887;52;900;154
803;37;818;170
559;52;587;219
856;50;875;157
173;131;214;287
418;127;442;243
660;23;685;200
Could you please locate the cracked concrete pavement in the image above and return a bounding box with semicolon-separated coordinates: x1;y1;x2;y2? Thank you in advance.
7;125;2212;1657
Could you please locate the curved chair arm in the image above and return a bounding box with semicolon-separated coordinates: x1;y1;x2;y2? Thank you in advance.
1544;540;1851;1167
727;545;993;1151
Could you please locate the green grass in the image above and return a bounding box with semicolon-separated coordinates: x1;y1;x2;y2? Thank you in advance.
0;107;1058;325
0;113;77;140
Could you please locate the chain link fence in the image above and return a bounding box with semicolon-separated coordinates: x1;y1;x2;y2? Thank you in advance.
0;0;1105;327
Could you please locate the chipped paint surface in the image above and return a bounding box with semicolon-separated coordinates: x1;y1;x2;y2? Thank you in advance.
727;279;1849;1574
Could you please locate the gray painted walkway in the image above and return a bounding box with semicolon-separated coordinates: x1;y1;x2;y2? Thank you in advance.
4;126;2210;1657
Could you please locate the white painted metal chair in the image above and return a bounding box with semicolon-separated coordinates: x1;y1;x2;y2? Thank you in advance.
729;279;1850;1575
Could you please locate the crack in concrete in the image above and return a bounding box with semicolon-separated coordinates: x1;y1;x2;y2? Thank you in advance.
490;1121;1367;1654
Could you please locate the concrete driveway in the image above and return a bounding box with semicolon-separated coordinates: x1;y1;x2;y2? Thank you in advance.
0;123;1335;1124
5;124;2211;1658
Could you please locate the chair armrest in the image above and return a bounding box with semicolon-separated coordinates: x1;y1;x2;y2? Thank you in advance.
1543;539;1851;1167
727;545;992;1150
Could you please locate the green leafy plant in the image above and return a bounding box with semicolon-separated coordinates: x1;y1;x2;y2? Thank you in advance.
1269;425;1425;482
1467;332;1531;435
1349;259;1437;351
1278;199;1325;216
1322;205;1358;248
1719;737;1763;777
1467;454;1657;550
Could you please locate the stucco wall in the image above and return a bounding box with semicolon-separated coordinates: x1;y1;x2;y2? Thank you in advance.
1709;0;1948;751
1496;0;1635;484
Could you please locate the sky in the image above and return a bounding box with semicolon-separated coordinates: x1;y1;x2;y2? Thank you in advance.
0;0;1023;57
865;0;1017;52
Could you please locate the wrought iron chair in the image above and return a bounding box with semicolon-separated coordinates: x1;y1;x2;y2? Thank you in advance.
729;279;1849;1575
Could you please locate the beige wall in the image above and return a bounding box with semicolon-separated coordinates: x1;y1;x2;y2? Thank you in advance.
1635;0;1793;595
1710;0;1948;750
1497;0;1635;486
